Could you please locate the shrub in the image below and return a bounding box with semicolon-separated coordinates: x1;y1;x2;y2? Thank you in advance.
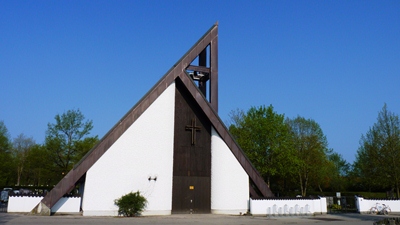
114;191;147;217
329;204;342;210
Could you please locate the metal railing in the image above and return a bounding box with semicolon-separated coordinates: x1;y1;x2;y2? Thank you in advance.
0;202;7;213
326;196;357;213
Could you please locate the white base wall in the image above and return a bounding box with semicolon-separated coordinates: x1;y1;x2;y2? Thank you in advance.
250;198;327;216
211;128;249;214
356;196;400;213
8;196;80;213
141;210;171;216
211;209;249;215
83;210;117;216
7;196;42;213
52;197;81;213
83;209;171;216
82;82;176;216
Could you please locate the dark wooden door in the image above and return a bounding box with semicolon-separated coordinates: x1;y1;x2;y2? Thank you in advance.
172;80;211;213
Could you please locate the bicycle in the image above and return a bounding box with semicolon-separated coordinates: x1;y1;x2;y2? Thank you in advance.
369;203;391;215
382;204;391;215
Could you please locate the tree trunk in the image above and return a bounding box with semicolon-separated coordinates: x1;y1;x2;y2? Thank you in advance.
299;173;304;196
16;166;23;186
303;177;308;197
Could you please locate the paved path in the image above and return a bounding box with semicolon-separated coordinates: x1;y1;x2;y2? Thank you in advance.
0;213;397;225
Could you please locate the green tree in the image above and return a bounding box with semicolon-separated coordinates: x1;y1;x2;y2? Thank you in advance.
286;116;330;196
0;121;10;151
229;105;296;188
12;133;36;186
0;121;13;186
327;152;350;191
354;104;400;197
353;134;381;191
25;144;54;186
45;109;98;179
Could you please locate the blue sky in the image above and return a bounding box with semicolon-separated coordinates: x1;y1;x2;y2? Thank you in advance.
1;0;399;164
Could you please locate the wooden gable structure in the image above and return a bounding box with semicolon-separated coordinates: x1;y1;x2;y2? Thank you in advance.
32;23;273;215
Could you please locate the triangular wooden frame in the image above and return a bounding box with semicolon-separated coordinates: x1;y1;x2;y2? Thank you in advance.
32;23;273;215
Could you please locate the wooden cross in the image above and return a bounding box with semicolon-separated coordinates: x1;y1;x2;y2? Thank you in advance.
185;118;201;145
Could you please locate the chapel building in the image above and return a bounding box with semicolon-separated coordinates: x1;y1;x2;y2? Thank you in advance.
32;23;273;216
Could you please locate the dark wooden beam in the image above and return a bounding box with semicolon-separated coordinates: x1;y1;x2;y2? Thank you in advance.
186;65;210;74
210;27;218;112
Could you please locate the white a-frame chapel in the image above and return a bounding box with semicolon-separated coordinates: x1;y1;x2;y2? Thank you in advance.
31;23;274;216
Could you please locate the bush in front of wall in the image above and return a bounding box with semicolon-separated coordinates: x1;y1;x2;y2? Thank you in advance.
114;191;147;217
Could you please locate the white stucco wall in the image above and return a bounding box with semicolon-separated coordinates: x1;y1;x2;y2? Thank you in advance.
8;196;80;213
52;197;81;214
356;196;400;213
250;198;327;215
8;196;42;213
211;127;249;214
82;82;176;216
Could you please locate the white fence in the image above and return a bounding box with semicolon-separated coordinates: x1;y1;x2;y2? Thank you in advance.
8;195;400;216
7;195;81;214
355;196;400;213
250;197;327;216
